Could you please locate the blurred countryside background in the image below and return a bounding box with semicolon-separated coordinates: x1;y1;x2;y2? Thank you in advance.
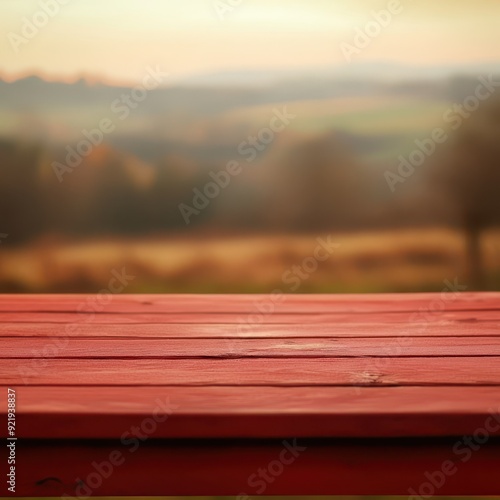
1;0;500;293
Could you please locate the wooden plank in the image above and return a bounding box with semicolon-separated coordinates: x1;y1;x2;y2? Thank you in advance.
4;386;500;439
4;336;500;358
3;292;500;497
5;357;500;386
13;439;500;496
2;309;500;324
0;320;498;338
1;292;498;313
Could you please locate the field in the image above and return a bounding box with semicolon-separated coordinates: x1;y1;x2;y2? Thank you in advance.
1;228;499;294
224;96;447;134
218;96;449;162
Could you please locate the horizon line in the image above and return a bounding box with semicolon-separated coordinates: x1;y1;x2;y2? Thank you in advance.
1;60;500;89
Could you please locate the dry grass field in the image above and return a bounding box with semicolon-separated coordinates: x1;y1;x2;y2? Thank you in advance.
1;228;499;293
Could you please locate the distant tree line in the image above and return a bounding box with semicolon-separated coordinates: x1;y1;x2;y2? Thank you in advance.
1;122;499;259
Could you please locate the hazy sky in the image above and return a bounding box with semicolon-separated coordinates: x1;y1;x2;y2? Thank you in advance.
1;0;499;85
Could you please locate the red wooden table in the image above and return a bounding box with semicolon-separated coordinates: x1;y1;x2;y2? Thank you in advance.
1;292;500;496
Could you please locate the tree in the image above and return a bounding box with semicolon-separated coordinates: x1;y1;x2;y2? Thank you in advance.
267;131;368;232
436;91;500;289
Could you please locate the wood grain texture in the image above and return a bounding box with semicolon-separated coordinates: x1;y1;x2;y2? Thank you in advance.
3;336;500;358
1;320;498;338
2;292;500;496
1;291;498;312
2;309;500;324
5;386;500;439
5;356;500;386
